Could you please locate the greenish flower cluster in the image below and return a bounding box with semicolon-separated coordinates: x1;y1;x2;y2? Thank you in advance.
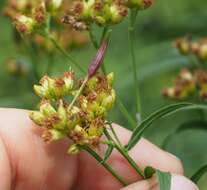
5;0;63;35
163;36;207;101
175;37;207;61
63;0;153;30
30;71;116;154
163;68;207;101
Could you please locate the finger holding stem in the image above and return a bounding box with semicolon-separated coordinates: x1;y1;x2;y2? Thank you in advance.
104;128;145;179
81;145;129;186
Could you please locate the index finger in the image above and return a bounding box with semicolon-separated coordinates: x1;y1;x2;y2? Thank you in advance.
76;124;183;190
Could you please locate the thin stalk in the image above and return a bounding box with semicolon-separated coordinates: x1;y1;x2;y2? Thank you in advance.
88;27;107;74
27;41;40;81
100;27;109;46
89;26;99;49
89;27;136;128
114;143;145;178
99;27;109;74
128;9;142;119
116;97;137;130
104;129;145;178
108;123;123;147
41;15;85;73
68;76;88;110
82;146;128;186
46;53;55;75
48;35;85;74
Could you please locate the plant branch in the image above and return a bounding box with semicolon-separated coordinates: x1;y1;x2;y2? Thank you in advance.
116;97;137;130
128;9;142;121
68;75;89;110
48;35;85;74
88;26;108;74
82;145;128;186
108;123;123;147
104;128;145;178
89;26;99;49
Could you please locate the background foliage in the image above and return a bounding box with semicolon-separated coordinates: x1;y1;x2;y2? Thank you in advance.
0;0;207;189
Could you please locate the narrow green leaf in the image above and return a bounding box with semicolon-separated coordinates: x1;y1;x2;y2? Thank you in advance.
191;165;207;184
126;103;193;150
157;170;171;190
127;103;207;151
101;145;114;164
162;120;207;150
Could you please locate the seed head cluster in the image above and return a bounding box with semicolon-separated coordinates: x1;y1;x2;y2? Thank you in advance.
175;37;207;61
30;71;116;154
163;69;207;100
163;36;207;100
4;0;88;52
62;0;154;30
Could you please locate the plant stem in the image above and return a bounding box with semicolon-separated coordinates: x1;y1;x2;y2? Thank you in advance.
89;26;99;49
128;9;142;121
108;123;123;147
89;27;137;128
46;53;55;75
82;146;128;186
114;143;145;178
88;26;107;74
68;76;88;110
116;97;137;130
100;27;109;46
27;41;41;81
104;129;145;178
48;35;85;74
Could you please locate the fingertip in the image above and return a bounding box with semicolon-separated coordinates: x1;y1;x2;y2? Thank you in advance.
120;177;156;190
171;174;199;190
130;138;184;175
120;175;199;190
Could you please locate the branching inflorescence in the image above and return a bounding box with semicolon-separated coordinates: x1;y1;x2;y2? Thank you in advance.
6;0;159;187
30;68;116;154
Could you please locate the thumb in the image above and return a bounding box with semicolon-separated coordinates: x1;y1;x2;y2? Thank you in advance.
0;137;11;189
120;174;199;190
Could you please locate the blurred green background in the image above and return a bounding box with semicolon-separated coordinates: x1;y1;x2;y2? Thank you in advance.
0;0;207;189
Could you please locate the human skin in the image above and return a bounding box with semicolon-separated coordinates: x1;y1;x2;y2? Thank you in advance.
0;108;199;190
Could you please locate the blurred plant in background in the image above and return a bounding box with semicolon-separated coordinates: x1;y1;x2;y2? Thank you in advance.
163;37;207;100
3;0;89;80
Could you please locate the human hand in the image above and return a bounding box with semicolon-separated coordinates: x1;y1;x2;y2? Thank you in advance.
0;108;198;190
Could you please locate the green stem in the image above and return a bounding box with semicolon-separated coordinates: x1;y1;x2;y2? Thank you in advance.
68;76;88;110
41;15;85;73
89;26;99;49
100;27;109;46
27;41;40;81
104;129;145;178
108;123;123;147
88;26;137;128
48;35;85;74
129;9;142;120
89;27;136;129
46;53;55;75
116;97;137;130
114;143;145;178
82;146;128;186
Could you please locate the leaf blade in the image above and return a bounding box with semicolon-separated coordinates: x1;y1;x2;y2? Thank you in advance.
157;170;171;190
191;165;207;184
126;103;193;150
